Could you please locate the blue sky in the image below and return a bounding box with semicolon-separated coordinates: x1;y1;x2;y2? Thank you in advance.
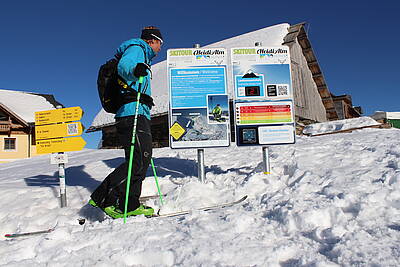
1;1;399;148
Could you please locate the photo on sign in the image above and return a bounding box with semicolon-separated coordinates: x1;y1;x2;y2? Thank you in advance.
235;72;265;98
207;94;229;124
171;108;228;142
233;64;291;99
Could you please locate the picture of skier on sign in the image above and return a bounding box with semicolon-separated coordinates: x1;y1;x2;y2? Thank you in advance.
212;104;222;122
207;94;229;124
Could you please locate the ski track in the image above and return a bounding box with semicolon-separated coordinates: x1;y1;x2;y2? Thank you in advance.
0;127;400;266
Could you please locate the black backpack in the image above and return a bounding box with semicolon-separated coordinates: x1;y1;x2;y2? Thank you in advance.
97;44;152;114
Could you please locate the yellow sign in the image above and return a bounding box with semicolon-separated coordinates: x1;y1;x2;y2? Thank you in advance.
170;122;186;140
35;107;83;126
36;122;84;140
36;137;86;154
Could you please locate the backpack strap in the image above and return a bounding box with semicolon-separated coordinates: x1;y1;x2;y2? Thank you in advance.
117;78;154;108
116;43;151;94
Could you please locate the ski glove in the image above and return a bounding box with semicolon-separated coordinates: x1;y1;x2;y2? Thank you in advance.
133;63;150;78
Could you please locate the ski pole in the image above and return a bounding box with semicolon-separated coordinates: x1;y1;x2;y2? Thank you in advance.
124;76;144;223
150;158;164;205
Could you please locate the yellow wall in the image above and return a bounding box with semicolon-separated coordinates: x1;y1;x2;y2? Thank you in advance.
0;133;37;162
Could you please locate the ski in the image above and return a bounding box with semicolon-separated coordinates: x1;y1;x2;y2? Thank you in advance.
79;195;247;224
139;193;166;202
151;195;248;218
4;223;57;239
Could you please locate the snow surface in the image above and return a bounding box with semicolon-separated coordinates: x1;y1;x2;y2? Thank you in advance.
0;89;56;123
303;117;380;136
1;119;400;266
90;23;290;128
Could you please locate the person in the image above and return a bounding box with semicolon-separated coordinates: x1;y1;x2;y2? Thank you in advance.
89;26;163;218
212;104;222;122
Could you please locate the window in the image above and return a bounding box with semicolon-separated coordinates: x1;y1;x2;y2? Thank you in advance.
4;138;16;150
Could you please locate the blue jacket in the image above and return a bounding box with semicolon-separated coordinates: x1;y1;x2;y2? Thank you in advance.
115;38;156;120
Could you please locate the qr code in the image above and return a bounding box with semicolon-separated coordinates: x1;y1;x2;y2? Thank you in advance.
67;123;78;135
278;85;288;96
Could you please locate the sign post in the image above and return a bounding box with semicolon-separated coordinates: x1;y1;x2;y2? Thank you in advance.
262;146;270;174
58;152;67;207
193;44;206;183
35;106;85;207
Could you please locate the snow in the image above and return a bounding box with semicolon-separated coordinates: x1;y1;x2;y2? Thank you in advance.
303;117;380;135
1;119;400;266
372;111;400;120
90;23;290;128
0;89;56;123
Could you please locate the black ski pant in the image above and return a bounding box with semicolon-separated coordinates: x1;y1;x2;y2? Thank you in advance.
91;115;152;212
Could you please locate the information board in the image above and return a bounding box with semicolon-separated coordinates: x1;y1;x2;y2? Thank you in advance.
168;48;230;148
231;46;295;146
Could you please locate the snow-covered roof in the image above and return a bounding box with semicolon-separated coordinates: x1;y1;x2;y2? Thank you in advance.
371;111;400;120
90;23;290;130
0;89;59;123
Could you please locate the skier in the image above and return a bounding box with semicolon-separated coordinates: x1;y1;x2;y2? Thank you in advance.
212;104;222;122
89;26;163;218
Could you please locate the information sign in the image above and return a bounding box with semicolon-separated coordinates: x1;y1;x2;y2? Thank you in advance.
168;48;230;148
231;46;295;146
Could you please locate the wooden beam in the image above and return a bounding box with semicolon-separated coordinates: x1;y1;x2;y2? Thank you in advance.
307;124;392;137
307;60;318;66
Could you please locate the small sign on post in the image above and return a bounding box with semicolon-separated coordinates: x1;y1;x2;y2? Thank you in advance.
34;106;85;207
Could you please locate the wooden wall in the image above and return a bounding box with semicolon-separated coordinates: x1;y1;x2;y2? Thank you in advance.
288;40;327;122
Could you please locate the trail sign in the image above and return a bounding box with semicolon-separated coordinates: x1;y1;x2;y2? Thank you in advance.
36;122;84;140
36;137;86;154
34;106;85;154
35;107;83;126
34;106;85;208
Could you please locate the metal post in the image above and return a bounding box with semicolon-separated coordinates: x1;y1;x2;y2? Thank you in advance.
197;149;205;183
193;43;206;183
262;146;271;175
55;105;67;207
58;154;67;207
254;42;270;175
